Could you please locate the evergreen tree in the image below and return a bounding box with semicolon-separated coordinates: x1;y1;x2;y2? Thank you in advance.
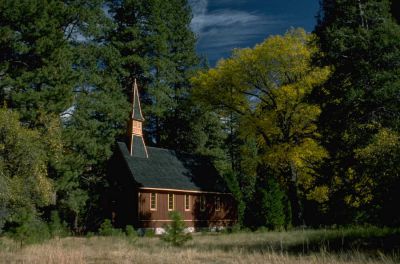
314;0;400;224
247;168;287;230
0;0;129;232
0;0;75;123
109;0;202;152
161;211;192;247
58;42;128;232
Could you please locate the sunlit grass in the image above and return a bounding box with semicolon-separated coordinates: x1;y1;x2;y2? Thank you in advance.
0;227;399;264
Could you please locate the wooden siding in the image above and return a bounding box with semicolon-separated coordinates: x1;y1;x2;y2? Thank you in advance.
138;189;237;228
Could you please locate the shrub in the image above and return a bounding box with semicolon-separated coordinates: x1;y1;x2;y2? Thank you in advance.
231;223;242;233
124;225;138;244
7;213;51;246
254;176;286;230
222;224;241;234
98;219;123;236
125;225;136;237
144;229;155;237
48;211;69;238
264;177;286;230
161;211;192;247
0;206;7;235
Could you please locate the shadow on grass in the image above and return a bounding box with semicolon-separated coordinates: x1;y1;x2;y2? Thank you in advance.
286;229;400;254
187;227;400;259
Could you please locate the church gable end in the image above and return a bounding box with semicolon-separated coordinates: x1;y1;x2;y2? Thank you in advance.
111;80;237;230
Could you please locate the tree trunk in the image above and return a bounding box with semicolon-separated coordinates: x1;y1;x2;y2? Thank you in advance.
73;212;79;234
288;161;304;226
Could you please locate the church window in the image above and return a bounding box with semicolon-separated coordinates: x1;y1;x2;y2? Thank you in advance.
200;195;206;212
185;194;190;211
215;196;221;211
150;193;157;210
168;194;174;211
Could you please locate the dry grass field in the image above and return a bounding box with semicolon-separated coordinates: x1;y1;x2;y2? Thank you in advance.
0;229;399;264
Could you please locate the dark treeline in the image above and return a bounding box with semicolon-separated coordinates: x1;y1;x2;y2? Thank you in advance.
0;0;399;239
192;0;400;229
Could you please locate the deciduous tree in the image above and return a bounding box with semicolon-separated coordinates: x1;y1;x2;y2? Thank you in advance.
192;29;330;225
0;108;59;231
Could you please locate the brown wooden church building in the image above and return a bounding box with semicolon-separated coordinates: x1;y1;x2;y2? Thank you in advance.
109;80;237;232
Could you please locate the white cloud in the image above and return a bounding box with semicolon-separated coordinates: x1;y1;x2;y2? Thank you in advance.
191;9;261;34
189;0;283;64
189;0;208;17
189;0;264;35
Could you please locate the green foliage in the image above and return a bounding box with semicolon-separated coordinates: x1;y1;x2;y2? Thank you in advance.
0;0;74;123
109;0;209;153
144;229;156;238
0;108;56;227
125;225;136;237
354;129;400;225
7;212;51;246
315;0;400;225
0;0;129;232
48;211;69;238
223;171;246;226
260;177;286;230
161;211;192;247
246;172;287;230
192;28;330;226
124;225;138;244
0;0;398;233
98;219;123;236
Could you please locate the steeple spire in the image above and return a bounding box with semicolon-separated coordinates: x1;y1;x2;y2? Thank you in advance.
128;79;148;158
131;79;144;121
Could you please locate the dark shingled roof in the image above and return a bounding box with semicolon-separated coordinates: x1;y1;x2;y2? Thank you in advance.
130;135;148;158
117;142;228;193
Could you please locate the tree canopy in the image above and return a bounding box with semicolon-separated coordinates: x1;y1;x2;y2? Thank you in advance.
192;29;331;225
0;0;399;236
315;0;400;225
0;108;58;229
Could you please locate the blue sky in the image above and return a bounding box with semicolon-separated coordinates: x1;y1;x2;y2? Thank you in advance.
189;0;320;66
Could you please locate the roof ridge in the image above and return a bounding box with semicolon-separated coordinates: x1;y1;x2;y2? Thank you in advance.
115;142;229;193
146;146;174;151
146;146;203;157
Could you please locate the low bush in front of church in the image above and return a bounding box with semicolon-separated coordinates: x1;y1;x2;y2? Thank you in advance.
161;211;192;246
98;219;124;236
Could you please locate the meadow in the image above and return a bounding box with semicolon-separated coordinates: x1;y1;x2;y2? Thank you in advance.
0;227;399;264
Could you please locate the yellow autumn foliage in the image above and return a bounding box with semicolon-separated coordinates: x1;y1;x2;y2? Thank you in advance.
0;108;59;220
192;28;331;203
341;128;400;208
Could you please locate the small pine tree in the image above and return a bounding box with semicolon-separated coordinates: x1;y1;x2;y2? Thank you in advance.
98;219;123;236
48;211;69;238
8;213;51;247
161;211;192;247
254;176;286;230
265;177;286;230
